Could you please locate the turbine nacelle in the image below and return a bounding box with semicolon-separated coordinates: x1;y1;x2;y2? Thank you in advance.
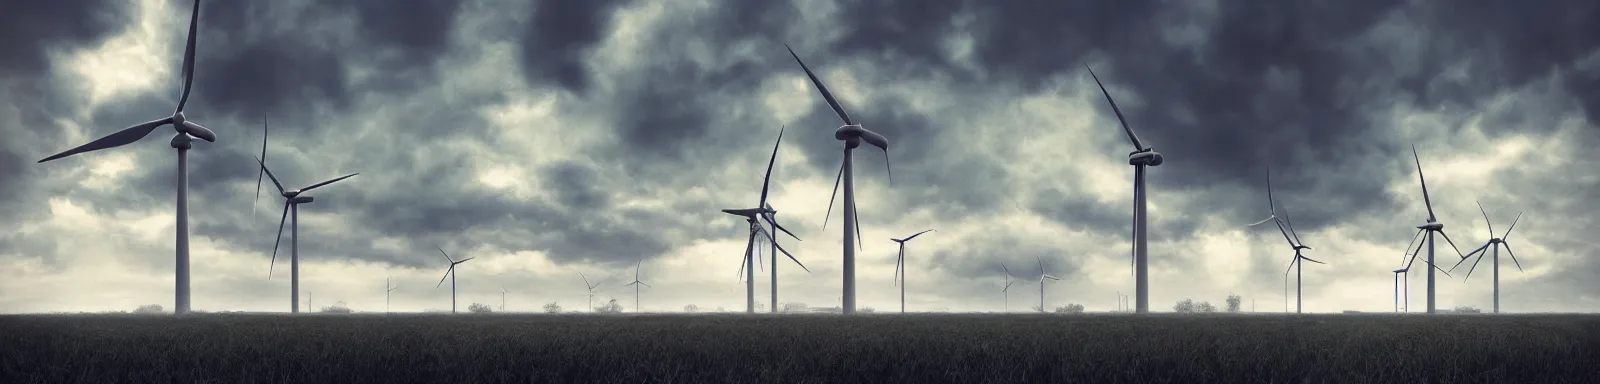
1294;244;1313;251
721;208;764;218
1418;222;1443;230
287;196;313;204
1128;149;1163;166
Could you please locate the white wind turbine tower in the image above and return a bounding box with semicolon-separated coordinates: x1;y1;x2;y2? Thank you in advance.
255;119;359;313
1036;256;1061;313
787;44;894;315
1248;166;1325;313
1087;66;1163;314
35;0;216;314
386;277;397;314
1392;267;1409;312
1000;264;1016;312
501;286;508;312
1448;202;1526;313
724;126;808;313
891;230;935;313
1404;145;1468;314
433;247;474;314
624;259;651;313
579;272;602;313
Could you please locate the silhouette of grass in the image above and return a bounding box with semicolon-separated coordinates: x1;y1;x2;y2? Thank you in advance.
1;313;1595;383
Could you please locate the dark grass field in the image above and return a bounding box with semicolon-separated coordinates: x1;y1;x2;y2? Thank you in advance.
3;313;1597;383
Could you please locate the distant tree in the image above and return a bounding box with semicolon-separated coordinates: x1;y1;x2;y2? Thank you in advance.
1173;298;1196;313
1197;301;1217;313
1226;295;1242;313
134;304;164;314
321;301;353;314
595;299;624;313
683;304;700;313
468;303;493;314
861;307;875;313
1053;304;1085;314
782;302;809;313
543;302;563;314
755;302;766;311
1453;305;1482;314
716;306;726;312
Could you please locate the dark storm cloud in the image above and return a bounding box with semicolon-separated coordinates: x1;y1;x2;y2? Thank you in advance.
521;0;627;93
0;0;128;76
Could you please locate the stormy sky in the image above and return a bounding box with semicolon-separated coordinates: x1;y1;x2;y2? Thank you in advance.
2;0;1596;314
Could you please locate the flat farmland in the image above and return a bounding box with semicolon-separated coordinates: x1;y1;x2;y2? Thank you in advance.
2;313;1596;383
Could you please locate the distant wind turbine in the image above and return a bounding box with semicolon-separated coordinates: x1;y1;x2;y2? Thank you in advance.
256;117;359;313
1403;145;1468;314
624;259;651;313
1448;202;1526;313
1000;263;1015;312
433;247;474;314
1248;166;1325;313
36;0;216;314
386;277;397;314
1036;256;1061;313
579;272;602;313
501;286;509;312
891;230;935;313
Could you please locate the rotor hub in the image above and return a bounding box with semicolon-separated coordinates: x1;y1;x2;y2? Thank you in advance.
1128;150;1163;166
172;111;187;126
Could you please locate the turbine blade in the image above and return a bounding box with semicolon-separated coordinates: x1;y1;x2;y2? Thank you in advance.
253;156;286;195
1279;204;1304;246
1402;228;1426;263
1001;263;1010;277
1504;243;1525;272
1502;212;1522;240
1412;145;1436;222
1273;219;1297;249
852;197;863;251
882;148;893;187
639;282;651;288
771;237;808;273
436;266;453;288
580;272;591;289
1463;246;1489;280
1431;259;1453;278
179;121;216;142
822;157;844;230
254;116;268;217
902;229;935;242
625;281;637;287
37;118;170;163
300;173;359;193
175;0;200;113
456;257;474;264
737;231;755;280
267;202;289;279
1084;65;1144;150
784;44;854;126
1248;216;1277;227
1438;230;1468;258
437;247;453;263
1477;200;1493;238
764;214;800;241
1284;256;1297;278
757;125;784;207
1044;275;1060;281
1300;255;1326;265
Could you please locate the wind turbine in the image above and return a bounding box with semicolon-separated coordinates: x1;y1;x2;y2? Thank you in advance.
891;229;934;313
1036;256;1061;313
255;118;359;313
1404;145;1468;314
1448;202;1526;313
786;44;893;315
386;277;397;314
579;272;602;313
1087;66;1163;314
501;286;508;312
1001;263;1015;312
35;0;216;315
433;247;474;314
724;126;807;314
1247;166;1325;314
623;259;651;313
